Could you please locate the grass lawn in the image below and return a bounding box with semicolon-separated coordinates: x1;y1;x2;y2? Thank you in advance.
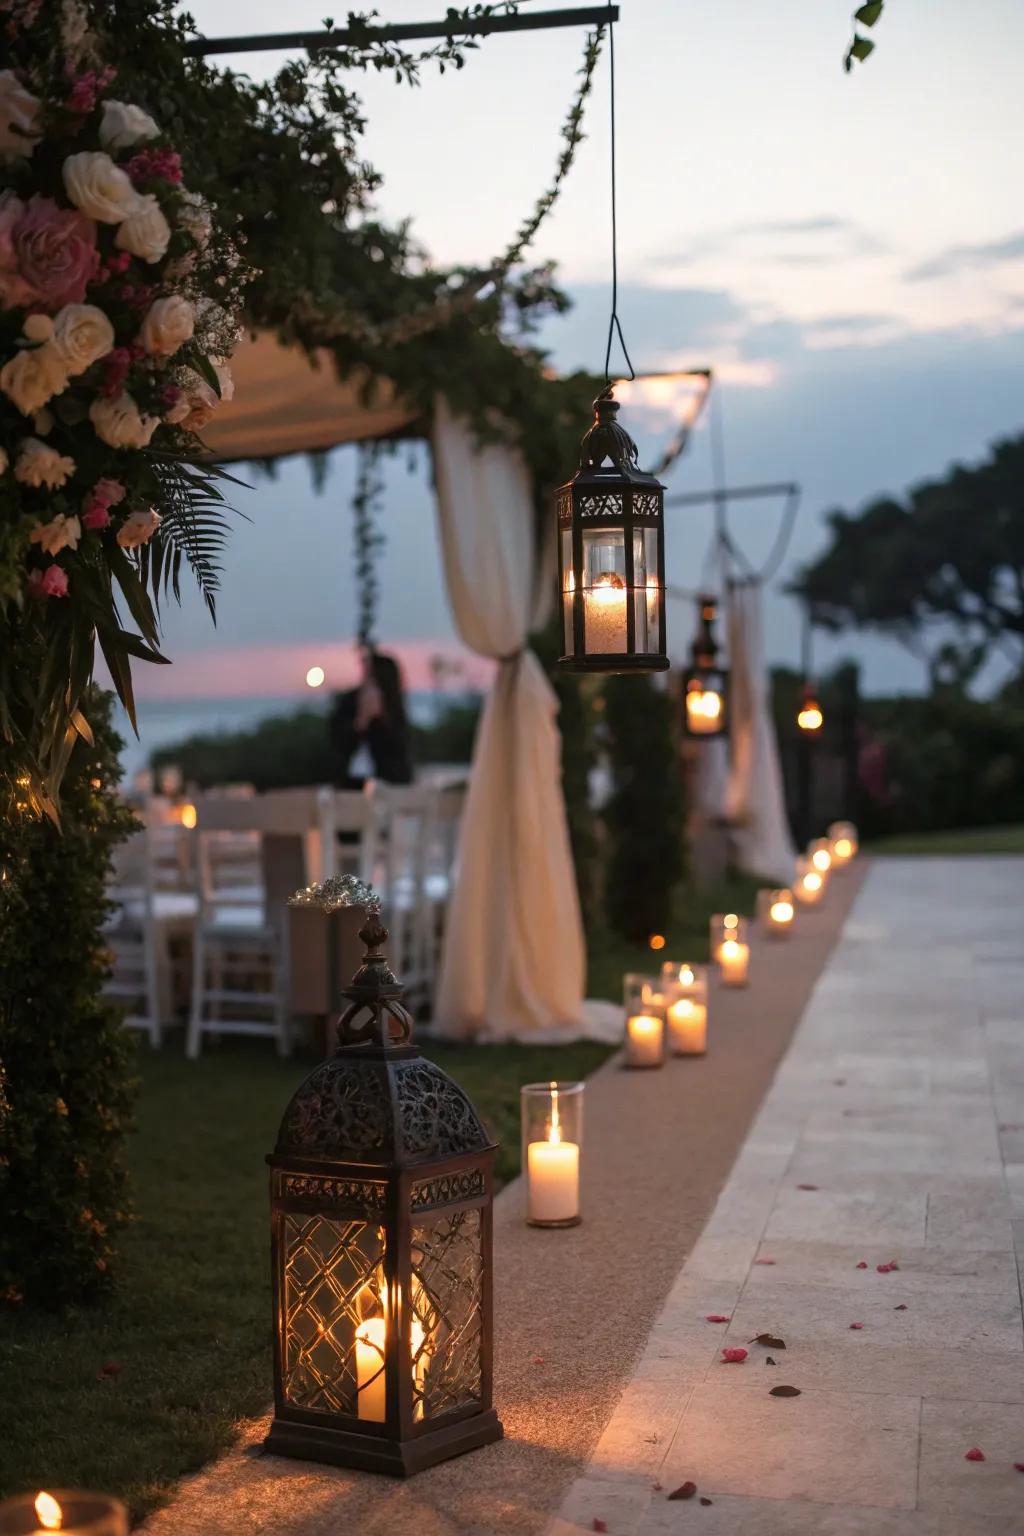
866;824;1024;856
0;872;760;1522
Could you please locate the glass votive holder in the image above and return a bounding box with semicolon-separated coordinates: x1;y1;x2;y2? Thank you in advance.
664;984;708;1055
828;820;858;867
794;855;826;905
622;974;665;1068
757;887;796;938
659;960;708;1003
710;913;750;987
624;971;665;1015
0;1491;128;1536
807;837;833;876
521;1081;583;1227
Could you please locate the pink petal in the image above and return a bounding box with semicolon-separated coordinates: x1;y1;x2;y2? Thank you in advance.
721;1347;748;1363
849;1322;864;1330
705;1314;731;1323
855;1261;868;1269
894;1304;908;1311
593;1521;608;1533
964;1448;986;1462
1013;1463;1024;1473
754;1257;776;1265
796;1183;819;1191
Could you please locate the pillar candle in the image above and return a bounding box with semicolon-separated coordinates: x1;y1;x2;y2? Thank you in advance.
718;938;750;987
527;1137;580;1223
625;1011;664;1067
685;688;722;735
355;1316;387;1421
585;574;627;653
667;996;707;1054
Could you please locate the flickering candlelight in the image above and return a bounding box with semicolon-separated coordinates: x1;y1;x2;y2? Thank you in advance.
666;993;707;1054
808;838;832;875
0;1491;128;1536
710;914;750;987
522;1080;583;1227
625;1011;665;1067
828;821;858;867
584;571;628;654
794;856;825;905
758;888;795;937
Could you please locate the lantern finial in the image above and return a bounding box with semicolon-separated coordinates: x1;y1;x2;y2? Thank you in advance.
578;391;646;479
336;907;413;1050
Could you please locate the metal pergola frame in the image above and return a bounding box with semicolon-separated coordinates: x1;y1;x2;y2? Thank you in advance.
184;5;619;57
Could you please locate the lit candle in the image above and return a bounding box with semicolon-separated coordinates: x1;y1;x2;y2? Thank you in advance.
796;869;824;904
0;1491;128;1536
355;1315;387;1422
526;1086;580;1224
625;1011;664;1067
585;572;627;653
685;687;723;735
718;938;750;987
667;996;707;1054
828;821;858;868
760;887;795;938
808;838;832;875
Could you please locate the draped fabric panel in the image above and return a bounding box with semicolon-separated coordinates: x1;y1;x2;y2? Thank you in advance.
430;399;588;1041
723;580;797;884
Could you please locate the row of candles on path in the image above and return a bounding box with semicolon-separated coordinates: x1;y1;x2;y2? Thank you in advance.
521;820;859;1233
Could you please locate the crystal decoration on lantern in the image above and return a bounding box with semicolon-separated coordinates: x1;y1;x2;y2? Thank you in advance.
557;391;667;673
264;905;501;1475
683;594;728;737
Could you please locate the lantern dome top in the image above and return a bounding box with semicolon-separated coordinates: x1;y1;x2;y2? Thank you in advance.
568;390;664;490
272;910;492;1167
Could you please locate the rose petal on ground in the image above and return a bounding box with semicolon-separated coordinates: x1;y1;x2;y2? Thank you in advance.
749;1333;786;1348
796;1183;819;1190
721;1347;748;1363
855;1261;868;1269
766;1356;776;1365
533;1355;545;1363
668;1482;697;1501
700;1497;713;1505
705;1314;731;1323
1013;1463;1024;1473
964;1448;986;1462
770;1384;802;1397
754;1257;776;1265
894;1304;908;1310
849;1322;864;1330
592;1520;608;1532
877;1262;894;1273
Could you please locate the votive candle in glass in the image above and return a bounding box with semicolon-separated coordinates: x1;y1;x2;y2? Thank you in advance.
710;913;750;987
758;887;795;938
807;837;833;876
794;855;825;905
660;960;708;1004
828;820;858;868
0;1491;128;1536
666;989;708;1054
521;1080;583;1227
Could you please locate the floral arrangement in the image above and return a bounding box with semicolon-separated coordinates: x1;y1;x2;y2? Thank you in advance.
0;1;247;815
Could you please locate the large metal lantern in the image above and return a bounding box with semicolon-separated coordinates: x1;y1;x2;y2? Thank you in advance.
265;908;502;1476
557;390;667;673
683;594;728;738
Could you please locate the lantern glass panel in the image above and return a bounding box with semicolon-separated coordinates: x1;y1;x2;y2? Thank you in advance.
582;529;628;655
560;527;574;654
281;1213;386;1416
630;527;662;654
410;1206;484;1422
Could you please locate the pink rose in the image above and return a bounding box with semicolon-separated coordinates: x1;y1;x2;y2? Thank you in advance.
92;477;125;508
82;501;111;531
12;196;99;312
0;189;33;309
29;564;69;598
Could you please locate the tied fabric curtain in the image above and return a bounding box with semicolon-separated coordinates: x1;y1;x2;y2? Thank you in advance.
430;399;586;1041
723;580;797;884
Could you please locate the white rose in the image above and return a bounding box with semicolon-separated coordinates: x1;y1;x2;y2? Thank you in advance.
52;303;115;377
23;314;54;343
140;295;194;357
99;100;160;151
177;190;212;250
89;392;159;450
115;195;171;264
0;70;42;162
116;509;161;549
0;344;69;417
62;151;140;224
17;441;77;494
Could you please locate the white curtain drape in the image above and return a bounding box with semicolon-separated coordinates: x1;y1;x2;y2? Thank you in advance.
723;580;797;884
430;399;593;1041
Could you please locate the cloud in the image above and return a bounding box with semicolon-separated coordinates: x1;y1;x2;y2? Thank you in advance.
653;215;888;269
906;230;1024;282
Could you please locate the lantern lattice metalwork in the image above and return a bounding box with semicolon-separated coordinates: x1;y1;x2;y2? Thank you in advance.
683;593;728;738
265;909;501;1475
557;390;667;673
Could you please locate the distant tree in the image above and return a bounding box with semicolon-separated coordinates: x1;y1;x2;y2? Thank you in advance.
793;435;1024;689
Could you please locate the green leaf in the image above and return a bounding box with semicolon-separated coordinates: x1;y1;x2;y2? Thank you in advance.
106;543;160;647
849;34;875;62
854;1;884;25
96;626;138;735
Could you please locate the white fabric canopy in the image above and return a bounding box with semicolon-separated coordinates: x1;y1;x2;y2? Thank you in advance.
723;580;797;884
430;399;602;1042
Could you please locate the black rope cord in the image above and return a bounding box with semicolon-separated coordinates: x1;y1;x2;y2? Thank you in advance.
602;22;635;387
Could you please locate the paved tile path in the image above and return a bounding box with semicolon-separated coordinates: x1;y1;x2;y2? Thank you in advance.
550;858;1024;1536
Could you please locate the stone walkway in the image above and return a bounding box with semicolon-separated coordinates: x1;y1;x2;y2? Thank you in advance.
550;857;1024;1536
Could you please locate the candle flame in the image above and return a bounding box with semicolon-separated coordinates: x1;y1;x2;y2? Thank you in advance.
549;1081;561;1145
591;572;626;605
35;1493;62;1531
723;913;739;930
834;837;853;858
770;901;794;924
679;964;694;986
804;871;823;892
811;848;832;873
721;939;739;960
798;701;824;731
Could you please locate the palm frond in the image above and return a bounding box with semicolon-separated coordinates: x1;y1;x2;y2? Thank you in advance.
139;455;247;621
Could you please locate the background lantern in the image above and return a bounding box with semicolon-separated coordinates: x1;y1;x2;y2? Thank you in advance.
264;907;502;1475
683;593;728;737
557;391;667;673
797;683;824;733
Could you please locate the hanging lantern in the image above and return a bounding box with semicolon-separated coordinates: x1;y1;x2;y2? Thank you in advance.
683;594;728;737
557;391;667;673
797;684;824;733
264;907;502;1476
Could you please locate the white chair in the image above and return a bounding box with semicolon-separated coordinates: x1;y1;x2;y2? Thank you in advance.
105;810;196;1046
316;784;378;883
185;789;319;1059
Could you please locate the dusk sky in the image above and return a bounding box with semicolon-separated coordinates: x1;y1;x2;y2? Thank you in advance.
145;0;1024;702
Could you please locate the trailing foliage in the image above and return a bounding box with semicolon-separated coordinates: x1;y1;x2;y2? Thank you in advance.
0;689;136;1308
601;676;685;943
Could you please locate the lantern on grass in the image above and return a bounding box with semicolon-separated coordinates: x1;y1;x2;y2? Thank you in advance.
683;594;728;737
557;391;667;673
264;906;502;1476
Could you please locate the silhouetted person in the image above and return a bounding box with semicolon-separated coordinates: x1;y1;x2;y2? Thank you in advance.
330;648;413;788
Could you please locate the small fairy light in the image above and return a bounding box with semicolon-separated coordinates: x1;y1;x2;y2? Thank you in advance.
648;933;666;951
305;665;325;689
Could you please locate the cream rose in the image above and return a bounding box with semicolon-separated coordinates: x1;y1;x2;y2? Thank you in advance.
22;314;54;343
115;195;171;264
0;343;68;417
17;441;76;493
140;295;194;357
90;391;159;450
52;303;115;377
99;100;160;151
28;511;81;553
62;151;139;224
0;70;42;162
116;509;161;549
